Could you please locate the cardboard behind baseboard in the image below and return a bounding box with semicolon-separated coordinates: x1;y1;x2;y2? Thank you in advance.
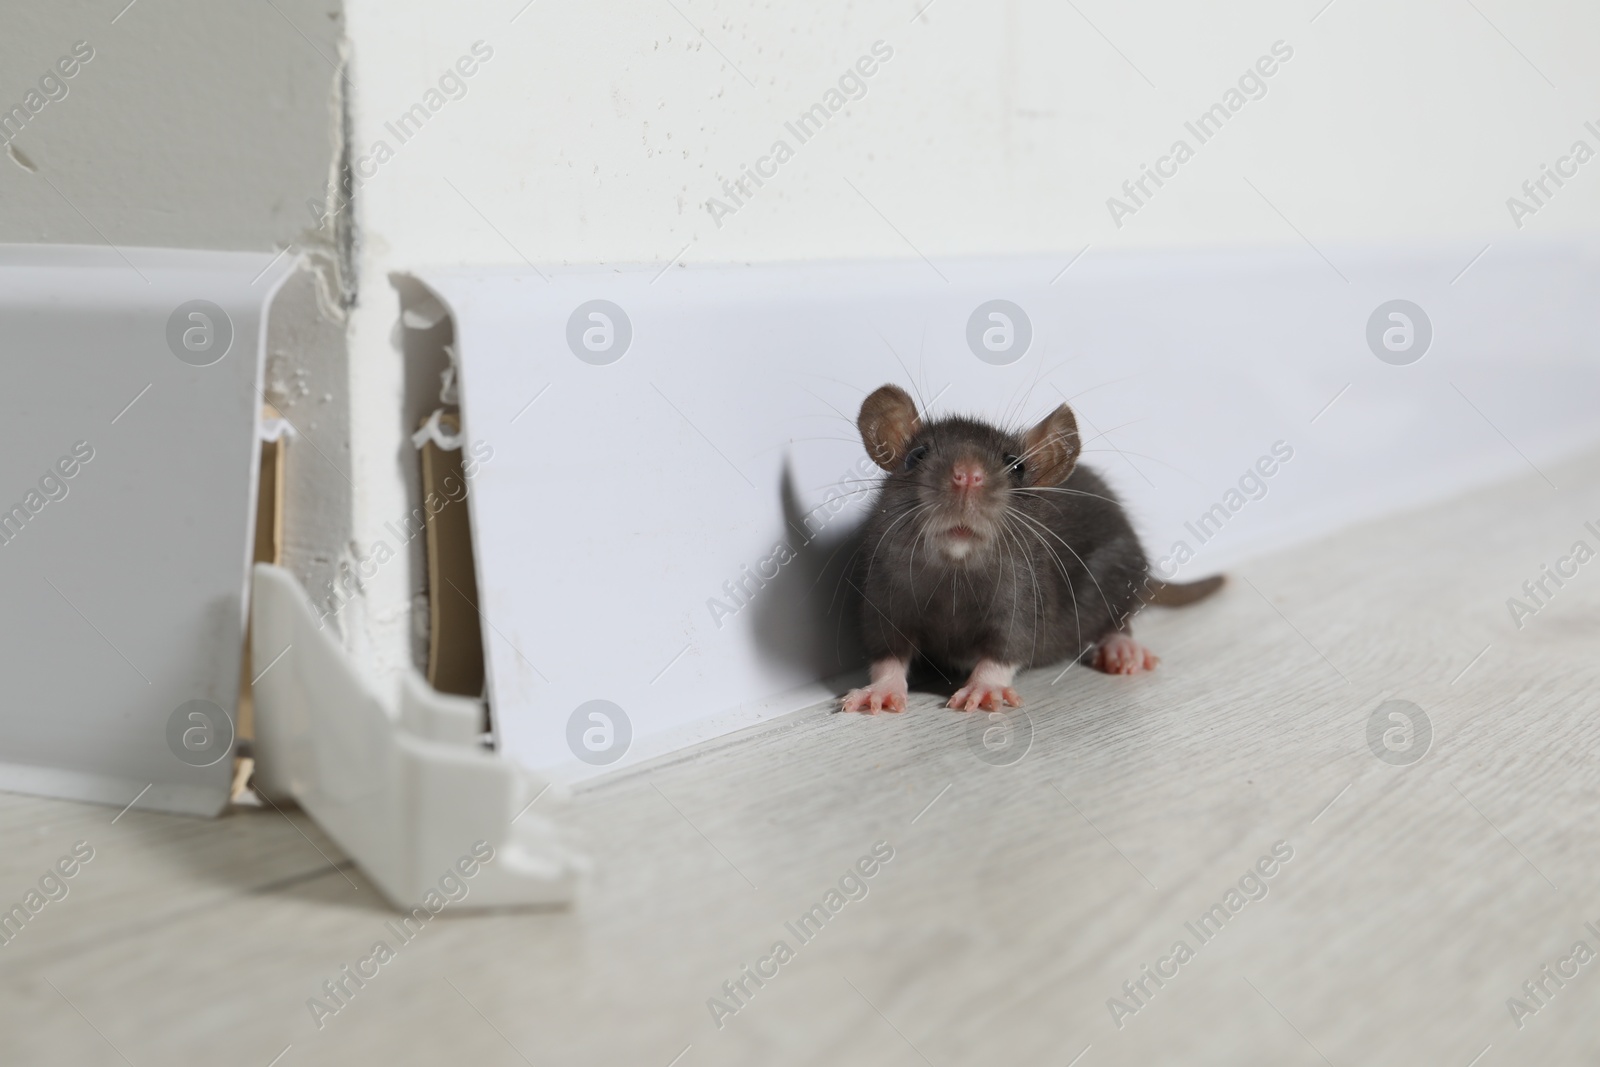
237;405;286;749
421;412;486;702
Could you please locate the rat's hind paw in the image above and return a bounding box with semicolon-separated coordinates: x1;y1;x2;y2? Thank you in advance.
1093;631;1159;675
841;681;908;714
947;684;1022;712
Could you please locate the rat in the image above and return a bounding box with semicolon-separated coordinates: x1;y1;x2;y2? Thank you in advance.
842;383;1222;713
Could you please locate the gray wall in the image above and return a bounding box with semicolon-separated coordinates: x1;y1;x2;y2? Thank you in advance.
1;0;343;251
2;0;358;661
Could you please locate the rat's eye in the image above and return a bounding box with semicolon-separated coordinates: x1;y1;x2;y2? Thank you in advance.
903;444;929;471
1003;453;1025;482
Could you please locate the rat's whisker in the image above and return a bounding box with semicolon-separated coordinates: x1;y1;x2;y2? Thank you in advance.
1008;508;1116;619
1012;486;1122;506
1001;513;1081;654
1074;447;1201;483
1055;372;1143;406
797;384;862;429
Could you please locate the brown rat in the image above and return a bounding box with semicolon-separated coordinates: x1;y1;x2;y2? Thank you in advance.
843;384;1222;713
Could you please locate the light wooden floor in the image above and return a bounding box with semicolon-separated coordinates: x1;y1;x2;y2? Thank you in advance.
6;449;1600;1067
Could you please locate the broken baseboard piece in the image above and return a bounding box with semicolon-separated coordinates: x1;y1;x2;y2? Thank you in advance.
249;563;586;909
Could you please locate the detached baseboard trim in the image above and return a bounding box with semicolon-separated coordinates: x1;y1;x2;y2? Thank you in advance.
250;563;586;910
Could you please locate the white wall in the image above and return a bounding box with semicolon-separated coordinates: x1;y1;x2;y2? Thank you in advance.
1;0;342;251
336;0;1600;685
341;0;1600;263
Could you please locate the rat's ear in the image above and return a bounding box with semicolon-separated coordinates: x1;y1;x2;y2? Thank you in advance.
1022;404;1081;486
858;384;921;472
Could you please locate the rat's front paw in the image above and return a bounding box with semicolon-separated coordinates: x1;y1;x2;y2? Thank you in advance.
1094;632;1159;674
947;684;1022;712
842;681;908;714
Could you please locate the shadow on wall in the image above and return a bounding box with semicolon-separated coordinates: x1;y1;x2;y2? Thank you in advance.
747;460;869;685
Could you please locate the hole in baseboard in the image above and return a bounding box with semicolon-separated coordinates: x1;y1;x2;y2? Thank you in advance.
393;274;488;713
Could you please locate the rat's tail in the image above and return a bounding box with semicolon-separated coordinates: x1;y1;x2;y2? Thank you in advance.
1140;574;1225;607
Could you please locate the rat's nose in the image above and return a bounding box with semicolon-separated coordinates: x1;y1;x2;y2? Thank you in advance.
950;460;985;494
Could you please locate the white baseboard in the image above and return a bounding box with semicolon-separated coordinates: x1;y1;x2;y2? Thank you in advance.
0;244;295;817
413;241;1600;782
